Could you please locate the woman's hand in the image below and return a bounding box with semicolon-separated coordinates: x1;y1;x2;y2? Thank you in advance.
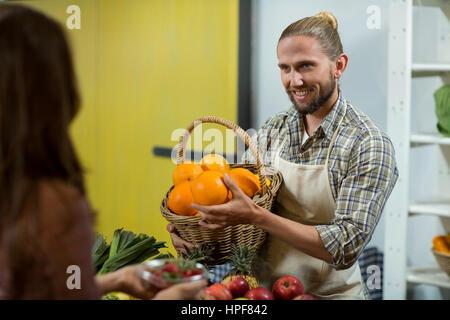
96;264;207;300
118;265;207;300
96;265;157;300
191;174;261;230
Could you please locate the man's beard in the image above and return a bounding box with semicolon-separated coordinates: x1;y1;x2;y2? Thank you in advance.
288;73;336;115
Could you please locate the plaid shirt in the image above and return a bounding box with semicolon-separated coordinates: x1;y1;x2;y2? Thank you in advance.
243;91;399;270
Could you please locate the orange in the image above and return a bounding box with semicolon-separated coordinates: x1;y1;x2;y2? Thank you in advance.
172;161;204;186
254;174;271;187
228;168;261;198
191;171;229;206
200;154;230;174
168;181;197;216
433;235;450;254
261;176;271;187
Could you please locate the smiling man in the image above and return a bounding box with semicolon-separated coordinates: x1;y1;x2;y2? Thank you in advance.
168;11;399;300
280;36;338;118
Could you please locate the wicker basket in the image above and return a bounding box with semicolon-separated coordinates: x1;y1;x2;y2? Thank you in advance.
160;116;283;264
432;249;450;277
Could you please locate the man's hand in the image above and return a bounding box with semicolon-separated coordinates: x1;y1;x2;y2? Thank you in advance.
166;223;196;255
191;174;260;230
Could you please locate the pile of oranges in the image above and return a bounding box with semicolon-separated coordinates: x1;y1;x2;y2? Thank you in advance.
168;154;266;216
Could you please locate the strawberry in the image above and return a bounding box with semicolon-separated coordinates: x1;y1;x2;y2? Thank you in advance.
182;269;203;278
161;262;179;274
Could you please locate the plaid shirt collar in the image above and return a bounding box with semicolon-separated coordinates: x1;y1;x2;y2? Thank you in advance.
295;88;347;142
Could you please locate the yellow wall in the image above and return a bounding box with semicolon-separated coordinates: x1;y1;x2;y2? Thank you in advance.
14;0;239;254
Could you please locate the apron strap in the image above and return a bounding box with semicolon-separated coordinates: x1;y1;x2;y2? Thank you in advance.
325;111;346;167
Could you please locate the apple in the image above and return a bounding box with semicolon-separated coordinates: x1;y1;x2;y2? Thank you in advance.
203;283;233;300
222;277;250;298
292;294;314;300
244;287;274;300
272;275;304;300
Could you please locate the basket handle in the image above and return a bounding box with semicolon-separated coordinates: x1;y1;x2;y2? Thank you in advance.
176;116;268;195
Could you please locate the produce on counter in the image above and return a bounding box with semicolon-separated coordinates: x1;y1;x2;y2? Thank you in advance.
221;244;259;290
272;275;305;300
223;276;250;298
244;287;275;300
293;294;314;300
93;228;168;275
204;266;314;300
178;243;215;269
92;232;110;271
203;283;233;300
92;228;170;300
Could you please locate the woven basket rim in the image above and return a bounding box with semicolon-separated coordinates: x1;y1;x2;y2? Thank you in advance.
176;116;270;195
432;248;450;258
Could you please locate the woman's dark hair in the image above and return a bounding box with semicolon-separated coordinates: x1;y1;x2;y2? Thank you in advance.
0;4;85;298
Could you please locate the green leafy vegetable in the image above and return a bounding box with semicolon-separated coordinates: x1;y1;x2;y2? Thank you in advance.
94;228;168;275
92;233;110;272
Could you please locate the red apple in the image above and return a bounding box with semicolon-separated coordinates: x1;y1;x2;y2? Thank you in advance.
293;294;314;300
272;275;304;300
222;277;250;298
202;292;217;300
244;287;274;300
203;283;233;300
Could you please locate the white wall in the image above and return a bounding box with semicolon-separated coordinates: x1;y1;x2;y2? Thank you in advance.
251;0;390;251
406;2;450;300
250;0;450;299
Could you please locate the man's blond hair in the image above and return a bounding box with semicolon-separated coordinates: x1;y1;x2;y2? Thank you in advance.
278;11;343;61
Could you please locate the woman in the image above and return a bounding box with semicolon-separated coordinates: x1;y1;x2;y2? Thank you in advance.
0;4;206;299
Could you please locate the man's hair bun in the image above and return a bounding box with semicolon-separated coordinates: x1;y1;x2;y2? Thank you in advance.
315;11;338;30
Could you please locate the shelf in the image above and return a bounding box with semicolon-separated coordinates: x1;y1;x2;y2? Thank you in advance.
412;63;450;72
410;132;450;146
408;201;450;218
407;266;450;289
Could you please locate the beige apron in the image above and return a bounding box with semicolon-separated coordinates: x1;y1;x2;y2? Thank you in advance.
256;119;369;300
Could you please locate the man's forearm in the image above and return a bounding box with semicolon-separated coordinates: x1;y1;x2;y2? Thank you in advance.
253;206;333;264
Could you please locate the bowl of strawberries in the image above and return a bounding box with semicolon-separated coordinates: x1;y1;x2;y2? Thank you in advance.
141;258;210;291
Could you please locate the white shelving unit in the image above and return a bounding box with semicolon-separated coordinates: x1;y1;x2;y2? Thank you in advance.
412;63;450;72
408;201;450;218
407;266;450;289
410;132;450;145
384;0;450;299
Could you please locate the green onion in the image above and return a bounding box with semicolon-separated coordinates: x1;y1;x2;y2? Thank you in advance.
95;228;167;275
92;233;110;272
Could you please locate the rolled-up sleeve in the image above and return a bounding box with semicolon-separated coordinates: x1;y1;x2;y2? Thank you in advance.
315;133;399;270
